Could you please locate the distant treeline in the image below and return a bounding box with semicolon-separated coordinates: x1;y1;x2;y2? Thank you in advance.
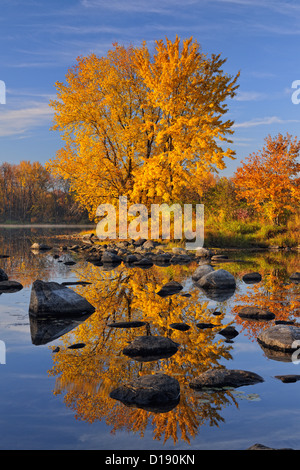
0;161;90;223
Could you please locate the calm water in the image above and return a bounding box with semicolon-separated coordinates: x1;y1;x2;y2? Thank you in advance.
0;226;299;451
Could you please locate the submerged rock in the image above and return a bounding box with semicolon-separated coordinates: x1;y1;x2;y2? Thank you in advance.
257;325;300;352
274;374;300;383
238;306;275;320
29;280;95;316
0;280;23;293
156;281;183;297
169;322;191;331
110;373;180;412
108;321;146;328
189;368;264;390
218;325;239;339
122;335;179;361
242;272;262;284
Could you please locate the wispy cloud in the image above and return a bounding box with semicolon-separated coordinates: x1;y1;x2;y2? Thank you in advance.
0;103;53;137
234;91;267;101
233;116;300;128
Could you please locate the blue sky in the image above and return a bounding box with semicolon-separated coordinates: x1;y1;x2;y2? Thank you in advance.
1;0;300;176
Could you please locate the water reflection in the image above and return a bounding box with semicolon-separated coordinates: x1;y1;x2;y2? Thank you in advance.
0;227;299;446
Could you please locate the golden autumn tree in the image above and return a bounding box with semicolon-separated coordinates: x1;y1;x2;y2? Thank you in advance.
234;133;300;225
47;36;239;217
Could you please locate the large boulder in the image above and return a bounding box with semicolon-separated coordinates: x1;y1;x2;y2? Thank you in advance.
189;368;264;390
29;280;95;316
122;335;179;361
110;373;180;412
257;325;300;352
197;269;236;290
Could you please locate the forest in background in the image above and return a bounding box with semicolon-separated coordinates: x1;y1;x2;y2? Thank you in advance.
0;160;89;224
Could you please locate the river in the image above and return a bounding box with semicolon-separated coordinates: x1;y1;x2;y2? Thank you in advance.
0;226;299;451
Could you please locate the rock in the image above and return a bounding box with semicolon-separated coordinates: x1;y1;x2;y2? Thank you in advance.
189;368;264;390
64;261;76;266
170;254;191;264
257;325;300;352
290;272;300;282
218;325;239;338
108;321;146;328
156;281;183;297
0;280;23;293
242;272;262;284
197;269;236;290
143;240;156;249
122;335;179;361
196;322;215;330
110;373;180;412
195;247;212;258
31;243;51;251
274;374;300;383
67;342;86;349
133;238;147;247
152;253;171;265
133;257;153;267
102;251;122;264
211;254;228;261
125;254;138;264
169;323;191;331
192;264;214;282
238;306;275;320
172;247;187;254
0;269;8;282
29;280;95;316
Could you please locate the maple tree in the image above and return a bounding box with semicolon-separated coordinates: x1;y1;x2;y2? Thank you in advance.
233;133;300;224
47;36;239;217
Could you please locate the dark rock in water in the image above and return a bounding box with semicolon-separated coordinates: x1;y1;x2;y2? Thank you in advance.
238;306;275;320
108;321;146;328
197;286;236;302
170;254;191;264
152;253;171;265
64;261;76;266
242;272;262;284
0;269;8;282
218;325;239;338
123;335;179;361
133;238;147;246
29;312;92;345
156;280;183;297
196;322;215;330
274;374;300;383
197;269;236;290
110;373;180;412
125;254;138;264
29;280;95;316
68;342;86;349
133;257;153;267
102;251;122;264
189;368;264;390
31;243;51;251
290;272;300;282
0;280;23;293
275;320;294;325
257;325;300;352
169;322;190;331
